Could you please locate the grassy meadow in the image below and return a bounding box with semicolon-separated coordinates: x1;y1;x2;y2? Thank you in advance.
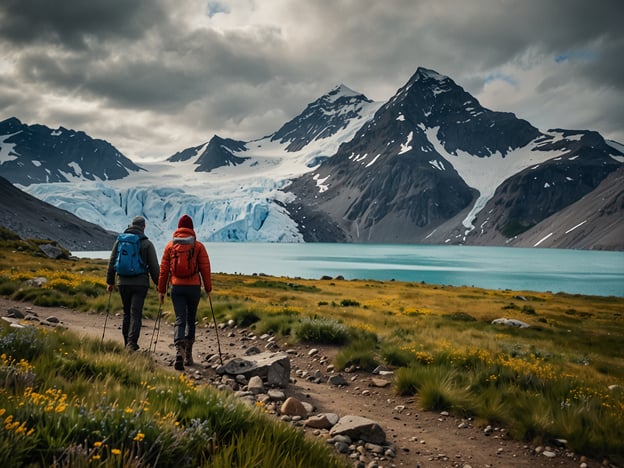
1;233;623;465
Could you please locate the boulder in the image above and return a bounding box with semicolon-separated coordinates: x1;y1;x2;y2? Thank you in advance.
280;396;308;417
305;412;340;429
39;244;64;259
491;318;530;328
247;375;265;394
217;351;290;387
329;415;386;444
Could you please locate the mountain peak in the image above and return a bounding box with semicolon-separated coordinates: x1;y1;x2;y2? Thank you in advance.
269;84;377;152
413;67;448;82
0;117;25;134
327;84;362;102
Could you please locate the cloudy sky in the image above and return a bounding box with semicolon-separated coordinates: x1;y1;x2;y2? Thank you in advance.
1;0;622;161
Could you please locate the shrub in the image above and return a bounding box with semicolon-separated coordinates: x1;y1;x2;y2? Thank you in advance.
230;309;261;328
247;280;320;293
442;312;476;322
334;335;379;372
255;315;295;337
380;345;414;367
295;317;349;345
339;299;360;307
521;305;536;315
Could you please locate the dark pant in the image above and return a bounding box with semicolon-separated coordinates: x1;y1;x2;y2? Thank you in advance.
118;285;148;349
170;285;201;344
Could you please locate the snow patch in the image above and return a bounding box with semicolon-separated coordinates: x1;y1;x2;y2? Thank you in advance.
365;154;381;168
399;131;413;155
534;232;554;247
565;220;587;234
68;162;83;177
425;127;565;232
0;131;21;164
313;173;330;193
429;160;445;171
550;130;583;142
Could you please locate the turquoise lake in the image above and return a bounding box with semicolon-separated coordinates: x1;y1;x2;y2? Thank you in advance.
79;243;624;297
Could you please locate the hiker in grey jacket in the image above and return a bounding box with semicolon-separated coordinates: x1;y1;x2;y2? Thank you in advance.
106;216;160;351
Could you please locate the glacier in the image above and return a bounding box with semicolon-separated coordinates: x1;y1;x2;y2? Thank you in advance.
22;86;383;254
23;155;305;254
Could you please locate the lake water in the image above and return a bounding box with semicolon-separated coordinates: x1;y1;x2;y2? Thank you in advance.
78;243;624;297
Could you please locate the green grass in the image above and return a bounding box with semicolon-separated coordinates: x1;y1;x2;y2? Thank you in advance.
0;322;348;467
0;239;623;463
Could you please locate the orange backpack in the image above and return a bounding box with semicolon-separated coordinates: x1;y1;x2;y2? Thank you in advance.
170;241;199;278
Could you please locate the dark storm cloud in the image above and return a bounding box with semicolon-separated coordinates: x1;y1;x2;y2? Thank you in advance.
1;0;622;159
0;0;166;49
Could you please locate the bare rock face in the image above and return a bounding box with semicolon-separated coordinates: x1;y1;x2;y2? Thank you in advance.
216;351;290;387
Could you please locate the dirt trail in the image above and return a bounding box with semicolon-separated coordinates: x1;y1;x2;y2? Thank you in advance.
1;297;606;468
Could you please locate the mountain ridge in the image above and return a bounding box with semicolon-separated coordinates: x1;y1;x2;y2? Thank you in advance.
0;175;117;251
0;117;143;186
1;67;622;251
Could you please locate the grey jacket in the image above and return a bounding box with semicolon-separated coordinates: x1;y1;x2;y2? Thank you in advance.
106;226;160;287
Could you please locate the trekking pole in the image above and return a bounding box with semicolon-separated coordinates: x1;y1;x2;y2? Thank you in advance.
208;294;223;365
101;290;112;345
150;302;163;355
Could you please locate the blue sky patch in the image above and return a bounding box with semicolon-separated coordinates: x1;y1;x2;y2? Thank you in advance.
206;1;230;17
555;49;597;63
484;72;518;87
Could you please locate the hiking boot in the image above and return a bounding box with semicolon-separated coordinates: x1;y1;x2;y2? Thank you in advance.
174;341;185;371
184;339;194;366
126;342;139;352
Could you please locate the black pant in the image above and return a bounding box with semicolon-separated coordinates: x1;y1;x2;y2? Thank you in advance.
170;285;201;344
118;285;148;349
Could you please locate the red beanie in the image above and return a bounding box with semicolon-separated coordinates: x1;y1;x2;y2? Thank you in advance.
178;215;194;229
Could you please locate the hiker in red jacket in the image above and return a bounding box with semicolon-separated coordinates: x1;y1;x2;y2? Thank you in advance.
158;214;212;371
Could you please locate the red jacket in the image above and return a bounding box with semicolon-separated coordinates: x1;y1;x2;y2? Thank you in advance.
158;227;212;294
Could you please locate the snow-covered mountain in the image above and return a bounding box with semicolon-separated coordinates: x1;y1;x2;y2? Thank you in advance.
1;68;622;252
0;117;143;185
284;68;624;248
4;85;382;252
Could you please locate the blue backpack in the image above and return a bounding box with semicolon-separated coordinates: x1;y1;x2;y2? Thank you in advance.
114;233;146;276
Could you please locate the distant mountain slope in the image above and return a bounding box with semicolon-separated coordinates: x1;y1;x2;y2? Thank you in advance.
0;117;143;186
0;176;117;251
507;166;624;250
